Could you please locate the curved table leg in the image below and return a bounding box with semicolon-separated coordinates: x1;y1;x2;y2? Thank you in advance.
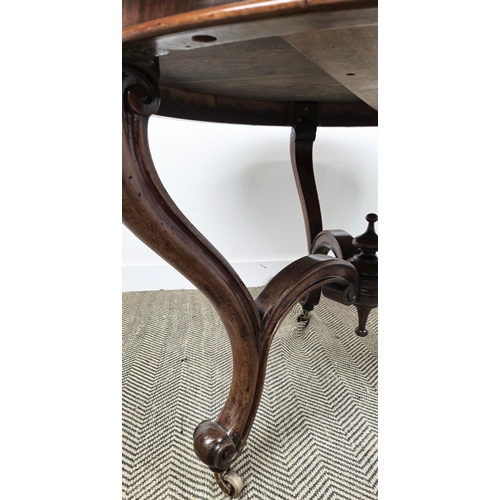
203;255;359;496
123;65;261;482
290;102;322;252
290;103;324;317
123;66;361;496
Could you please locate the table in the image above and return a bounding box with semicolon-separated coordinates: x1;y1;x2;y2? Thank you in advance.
122;1;378;496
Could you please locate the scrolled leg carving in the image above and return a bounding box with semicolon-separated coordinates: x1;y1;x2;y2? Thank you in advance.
122;64;261;486
123;68;369;496
297;229;359;315
190;256;360;487
228;254;360;463
310;230;358;261
290;103;324;317
123;65;160;116
193;421;237;472
256;255;358;347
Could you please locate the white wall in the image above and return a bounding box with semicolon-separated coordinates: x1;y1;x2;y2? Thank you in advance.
123;116;377;291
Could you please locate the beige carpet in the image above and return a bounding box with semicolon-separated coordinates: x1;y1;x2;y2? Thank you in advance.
123;288;378;499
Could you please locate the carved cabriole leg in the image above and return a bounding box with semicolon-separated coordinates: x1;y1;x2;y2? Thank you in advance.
289;104;378;328
236;255;359;458
290;102;324;316
193;256;359;497
122;65;261;475
290;102;322;251
123;65;361;496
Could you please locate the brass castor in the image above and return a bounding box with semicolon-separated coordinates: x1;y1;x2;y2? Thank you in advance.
214;469;244;497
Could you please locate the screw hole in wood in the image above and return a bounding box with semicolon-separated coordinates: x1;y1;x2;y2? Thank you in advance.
192;35;217;43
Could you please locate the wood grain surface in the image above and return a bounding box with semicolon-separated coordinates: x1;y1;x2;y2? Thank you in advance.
123;0;378;123
285;25;378;109
159;36;359;102
123;0;278;29
123;0;377;50
156;86;378;125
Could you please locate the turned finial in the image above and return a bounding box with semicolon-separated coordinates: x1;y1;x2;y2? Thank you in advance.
349;213;378;336
352;213;378;254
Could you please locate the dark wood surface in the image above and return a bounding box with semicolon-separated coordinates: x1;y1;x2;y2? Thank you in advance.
290;102;323;250
123;0;377;45
123;0;252;29
285;24;378;109
123;0;378;125
123;64;362;485
122;2;377;495
158;36;361;103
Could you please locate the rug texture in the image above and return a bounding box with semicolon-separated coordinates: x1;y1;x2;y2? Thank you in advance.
123;288;378;499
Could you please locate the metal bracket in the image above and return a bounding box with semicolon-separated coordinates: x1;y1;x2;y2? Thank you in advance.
292;102;318;142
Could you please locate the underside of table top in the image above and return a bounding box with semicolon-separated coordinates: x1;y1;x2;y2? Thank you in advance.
123;0;378;126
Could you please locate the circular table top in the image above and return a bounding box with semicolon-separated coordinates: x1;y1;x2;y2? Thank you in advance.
123;0;378;127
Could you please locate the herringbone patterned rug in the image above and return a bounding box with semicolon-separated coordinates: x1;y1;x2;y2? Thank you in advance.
123;288;378;499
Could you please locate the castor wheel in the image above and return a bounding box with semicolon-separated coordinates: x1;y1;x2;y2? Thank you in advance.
214;469;244;497
297;309;310;323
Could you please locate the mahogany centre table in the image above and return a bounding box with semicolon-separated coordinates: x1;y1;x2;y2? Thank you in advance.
122;0;378;496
